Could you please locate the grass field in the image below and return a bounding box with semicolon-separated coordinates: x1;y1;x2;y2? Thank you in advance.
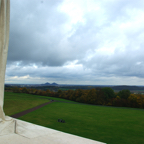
46;96;78;103
4;92;50;115
4;92;144;144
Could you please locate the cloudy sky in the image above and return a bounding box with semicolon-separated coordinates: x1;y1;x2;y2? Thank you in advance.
5;0;144;85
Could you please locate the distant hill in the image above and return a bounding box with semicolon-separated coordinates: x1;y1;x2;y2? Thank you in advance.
44;82;50;85
51;82;58;85
41;82;58;86
111;85;144;91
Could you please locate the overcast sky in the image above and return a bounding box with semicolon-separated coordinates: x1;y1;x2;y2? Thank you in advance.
5;0;144;85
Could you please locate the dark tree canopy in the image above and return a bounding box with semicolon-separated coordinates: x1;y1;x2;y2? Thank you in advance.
101;87;115;99
118;89;131;99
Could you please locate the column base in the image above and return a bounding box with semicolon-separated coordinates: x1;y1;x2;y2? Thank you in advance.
0;117;15;136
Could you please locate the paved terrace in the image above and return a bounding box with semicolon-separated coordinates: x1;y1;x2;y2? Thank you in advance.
0;118;106;144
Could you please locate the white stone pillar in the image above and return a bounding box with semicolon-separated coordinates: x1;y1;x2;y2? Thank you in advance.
0;0;15;136
0;0;10;120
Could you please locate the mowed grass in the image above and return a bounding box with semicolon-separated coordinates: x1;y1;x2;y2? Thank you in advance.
19;101;144;144
4;92;50;115
3;92;144;143
5;92;76;103
46;96;78;103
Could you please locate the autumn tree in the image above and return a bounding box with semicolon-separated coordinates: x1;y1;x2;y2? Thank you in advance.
21;87;29;93
102;87;115;100
13;87;21;93
118;89;130;99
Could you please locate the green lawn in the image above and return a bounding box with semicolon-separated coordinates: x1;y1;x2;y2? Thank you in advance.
4;91;77;103
19;102;144;144
4;92;144;144
46;96;78;103
4;92;50;115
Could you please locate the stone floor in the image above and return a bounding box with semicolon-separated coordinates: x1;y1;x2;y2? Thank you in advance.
0;118;106;144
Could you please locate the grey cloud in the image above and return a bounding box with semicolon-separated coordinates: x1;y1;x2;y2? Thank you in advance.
8;0;70;66
6;0;144;84
81;47;144;78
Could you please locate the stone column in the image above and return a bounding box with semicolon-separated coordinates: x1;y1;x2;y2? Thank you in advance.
0;0;10;120
0;0;15;136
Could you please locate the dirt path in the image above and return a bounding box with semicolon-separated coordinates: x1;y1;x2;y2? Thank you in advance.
11;101;54;118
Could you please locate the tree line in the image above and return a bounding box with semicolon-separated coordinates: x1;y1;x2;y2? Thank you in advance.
12;87;144;109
